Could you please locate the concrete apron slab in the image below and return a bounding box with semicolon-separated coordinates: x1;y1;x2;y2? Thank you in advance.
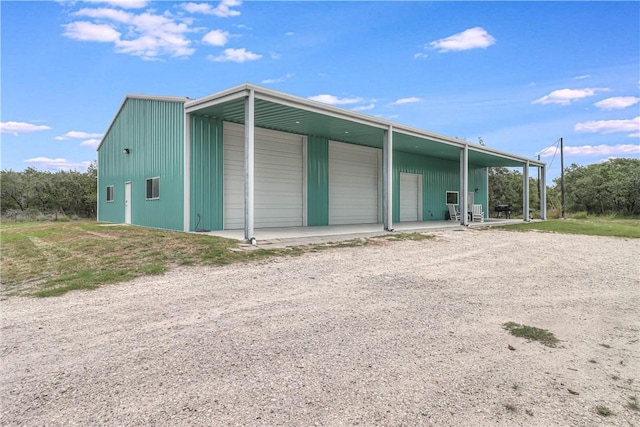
199;218;522;249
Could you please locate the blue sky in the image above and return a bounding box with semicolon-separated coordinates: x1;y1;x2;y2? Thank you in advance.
2;0;639;182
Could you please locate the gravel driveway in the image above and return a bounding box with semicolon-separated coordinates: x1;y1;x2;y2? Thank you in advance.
1;229;639;426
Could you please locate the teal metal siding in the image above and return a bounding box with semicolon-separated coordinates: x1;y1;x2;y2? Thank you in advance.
97;98;184;230
190;115;224;231
392;151;488;221
307;135;329;226
469;167;488;216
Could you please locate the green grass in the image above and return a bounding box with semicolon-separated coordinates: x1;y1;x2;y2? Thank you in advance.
497;217;640;238
596;405;613;417
503;321;559;348
384;232;435;241
1;221;437;298
0;221;297;297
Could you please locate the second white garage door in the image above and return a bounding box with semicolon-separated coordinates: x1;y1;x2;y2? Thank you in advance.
223;122;303;229
329;141;380;225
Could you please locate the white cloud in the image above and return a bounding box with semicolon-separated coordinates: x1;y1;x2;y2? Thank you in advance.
23;157;93;171
352;104;375;112
202;29;229;46
80;139;102;148
539;144;640;157
181;0;241;17
261;73;293;84
65;8;195;60
285;32;294;36
1;121;52;136
208;48;261;62
55;130;104;140
413;52;429;60
575;116;639;136
532;87;610;105
62;21;121;42
181;2;213;14
575;74;591;80
73;7;132;22
391;97;422;105
308;94;363;105
429;27;495;52
595;96;640;111
82;0;148;9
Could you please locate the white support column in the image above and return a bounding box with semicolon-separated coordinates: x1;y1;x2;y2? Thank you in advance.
244;89;255;243
383;125;393;231
183;112;191;232
485;167;489;216
460;145;469;226
540;165;547;220
523;160;530;222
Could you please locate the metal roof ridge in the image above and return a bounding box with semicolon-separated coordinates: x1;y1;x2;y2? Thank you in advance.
125;94;188;103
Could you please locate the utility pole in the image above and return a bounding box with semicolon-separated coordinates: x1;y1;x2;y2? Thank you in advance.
560;137;565;219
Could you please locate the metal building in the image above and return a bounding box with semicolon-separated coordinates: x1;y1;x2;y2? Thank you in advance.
97;83;546;241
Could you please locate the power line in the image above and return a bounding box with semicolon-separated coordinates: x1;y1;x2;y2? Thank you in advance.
544;138;561;170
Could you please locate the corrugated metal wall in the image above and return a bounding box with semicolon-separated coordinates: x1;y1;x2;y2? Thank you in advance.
97;98;184;230
190;115;224;231
469;167;488;217
307;135;329;226
392;151;487;221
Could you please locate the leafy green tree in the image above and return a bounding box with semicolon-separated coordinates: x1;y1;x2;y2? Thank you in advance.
489;167;541;216
1;163;98;218
557;158;640;215
0;170;29;211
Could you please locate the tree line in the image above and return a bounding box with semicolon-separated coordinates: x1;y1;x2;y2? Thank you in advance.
1;163;97;219
489;158;640;217
1;158;638;220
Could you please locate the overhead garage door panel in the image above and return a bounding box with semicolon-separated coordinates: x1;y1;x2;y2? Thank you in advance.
329;141;379;225
224;123;303;229
223;124;245;230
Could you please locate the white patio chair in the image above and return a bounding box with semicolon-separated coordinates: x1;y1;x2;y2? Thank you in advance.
472;204;484;222
447;204;460;221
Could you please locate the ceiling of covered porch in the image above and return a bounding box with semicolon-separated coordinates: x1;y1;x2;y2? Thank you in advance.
190;95;530;169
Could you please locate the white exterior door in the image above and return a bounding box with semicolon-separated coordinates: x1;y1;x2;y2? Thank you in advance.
124;181;131;225
223;122;304;229
400;173;421;222
329;141;380;225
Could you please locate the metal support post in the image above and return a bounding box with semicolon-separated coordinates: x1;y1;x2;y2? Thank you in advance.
383;126;393;231
244;89;255;243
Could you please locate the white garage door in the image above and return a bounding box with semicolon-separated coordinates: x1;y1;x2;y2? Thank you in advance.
329;141;380;225
400;173;421;222
223;122;303;229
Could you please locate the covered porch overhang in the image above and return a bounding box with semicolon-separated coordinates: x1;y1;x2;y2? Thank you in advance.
183;83;546;242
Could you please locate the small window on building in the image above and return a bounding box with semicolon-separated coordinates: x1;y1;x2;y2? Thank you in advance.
146;177;160;200
446;191;459;205
106;185;114;202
